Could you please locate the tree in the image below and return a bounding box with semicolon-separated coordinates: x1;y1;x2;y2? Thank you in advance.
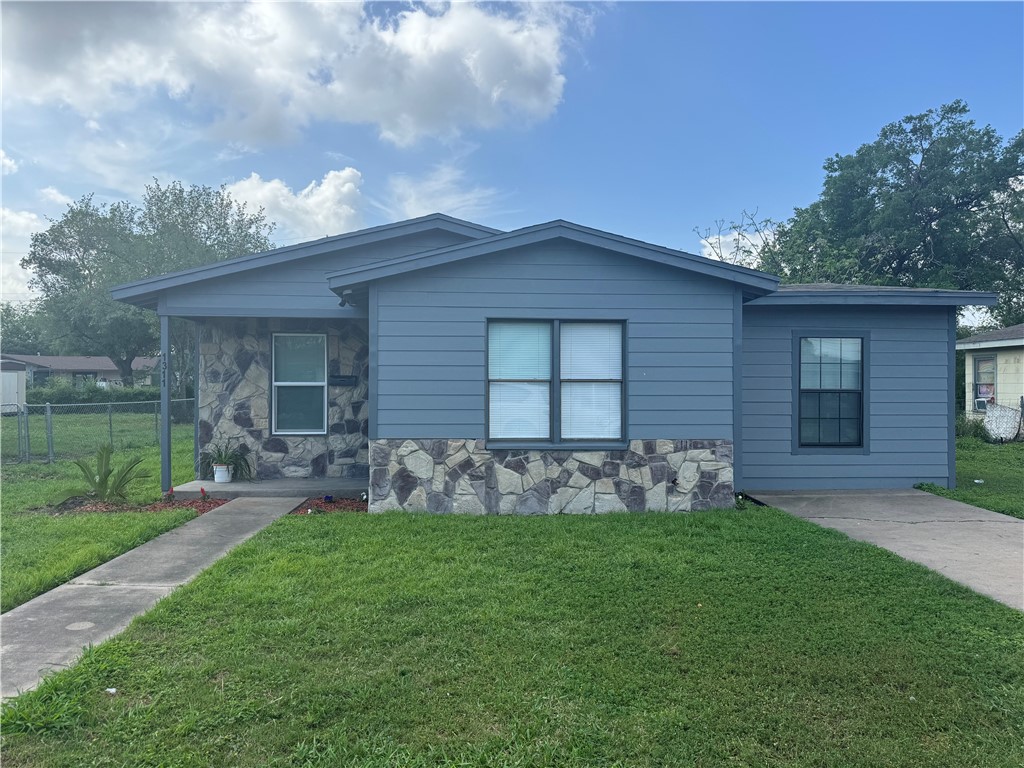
21;181;275;386
759;101;1024;325
694;209;775;270
0;301;58;355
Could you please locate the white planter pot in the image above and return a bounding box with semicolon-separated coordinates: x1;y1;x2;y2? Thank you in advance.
213;464;232;484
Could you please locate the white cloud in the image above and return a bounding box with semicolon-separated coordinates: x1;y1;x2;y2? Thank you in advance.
1;208;46;302
3;2;585;146
1;149;18;175
225;169;364;241
39;186;73;206
385;164;501;220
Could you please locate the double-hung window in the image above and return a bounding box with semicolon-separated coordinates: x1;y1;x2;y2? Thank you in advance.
798;337;862;447
272;333;327;434
488;321;624;443
973;356;996;410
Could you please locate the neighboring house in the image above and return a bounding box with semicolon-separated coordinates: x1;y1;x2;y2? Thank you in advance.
956;323;1024;415
111;214;996;513
0;354;158;388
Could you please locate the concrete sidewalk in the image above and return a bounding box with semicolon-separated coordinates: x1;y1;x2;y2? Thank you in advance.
1;497;302;699
749;489;1024;611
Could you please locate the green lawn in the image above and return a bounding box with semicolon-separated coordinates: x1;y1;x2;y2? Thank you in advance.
919;436;1024;519
1;429;197;612
1;408;187;462
3;511;1021;767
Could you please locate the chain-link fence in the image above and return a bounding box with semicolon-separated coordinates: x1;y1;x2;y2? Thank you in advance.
1;399;194;463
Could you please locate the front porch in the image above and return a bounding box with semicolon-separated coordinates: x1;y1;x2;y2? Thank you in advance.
173;477;368;500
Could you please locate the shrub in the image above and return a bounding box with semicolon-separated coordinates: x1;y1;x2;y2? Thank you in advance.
955;412;992;441
73;444;150;502
26;382;163;405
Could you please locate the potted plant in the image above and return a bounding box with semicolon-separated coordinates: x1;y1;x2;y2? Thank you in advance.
199;440;254;484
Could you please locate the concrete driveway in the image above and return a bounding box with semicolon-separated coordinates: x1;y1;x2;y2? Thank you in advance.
747;489;1024;611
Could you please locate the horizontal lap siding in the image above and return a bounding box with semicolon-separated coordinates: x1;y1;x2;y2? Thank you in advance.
375;241;736;439
159;230;475;316
741;305;953;491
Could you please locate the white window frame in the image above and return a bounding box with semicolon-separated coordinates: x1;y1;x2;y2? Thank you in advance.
272;333;328;435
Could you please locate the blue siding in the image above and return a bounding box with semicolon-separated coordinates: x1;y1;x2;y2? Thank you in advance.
159;230;476;317
374;241;738;440
741;305;954;490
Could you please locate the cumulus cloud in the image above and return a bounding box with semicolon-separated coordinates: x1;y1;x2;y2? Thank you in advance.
1;149;18;175
385;164;501;220
3;2;584;145
225;168;364;241
1;208;46;301
39;186;73;206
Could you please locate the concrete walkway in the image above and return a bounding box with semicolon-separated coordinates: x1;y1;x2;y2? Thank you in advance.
749;489;1024;611
1;497;302;699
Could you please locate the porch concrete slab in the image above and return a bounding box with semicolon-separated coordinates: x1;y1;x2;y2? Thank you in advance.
1;497;301;699
748;489;1024;611
173;478;367;500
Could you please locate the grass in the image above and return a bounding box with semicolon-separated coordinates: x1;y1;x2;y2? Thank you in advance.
1;428;197;612
918;436;1024;519
2;511;1022;767
1;409;185;462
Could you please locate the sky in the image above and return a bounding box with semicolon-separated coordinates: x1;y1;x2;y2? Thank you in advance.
2;1;1022;303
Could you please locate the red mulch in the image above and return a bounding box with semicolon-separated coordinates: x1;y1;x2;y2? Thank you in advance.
290;496;368;515
48;495;229;517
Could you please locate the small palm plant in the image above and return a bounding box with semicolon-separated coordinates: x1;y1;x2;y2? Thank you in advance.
73;444;150;502
198;440;254;482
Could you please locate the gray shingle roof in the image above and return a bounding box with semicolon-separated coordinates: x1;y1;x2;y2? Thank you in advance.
957;323;1024;345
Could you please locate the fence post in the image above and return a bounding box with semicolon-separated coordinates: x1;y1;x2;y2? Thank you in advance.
45;402;55;463
24;404;31;461
17;405;24;460
108;402;114;447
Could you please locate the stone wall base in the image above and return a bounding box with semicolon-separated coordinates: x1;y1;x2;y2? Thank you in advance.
369;439;734;514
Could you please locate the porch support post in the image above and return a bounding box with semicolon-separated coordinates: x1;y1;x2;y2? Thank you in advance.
160;313;172;493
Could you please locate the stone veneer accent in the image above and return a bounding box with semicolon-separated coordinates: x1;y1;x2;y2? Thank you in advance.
369;439;734;514
198;318;369;480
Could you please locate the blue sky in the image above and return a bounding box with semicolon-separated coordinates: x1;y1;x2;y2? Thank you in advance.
2;2;1022;301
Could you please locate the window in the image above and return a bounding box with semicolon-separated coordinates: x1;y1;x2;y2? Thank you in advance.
974;355;996;411
272;333;327;434
798;337;862;447
488;321;624;443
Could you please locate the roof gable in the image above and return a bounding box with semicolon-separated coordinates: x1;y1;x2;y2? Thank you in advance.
111;213;501;309
325;220;781;295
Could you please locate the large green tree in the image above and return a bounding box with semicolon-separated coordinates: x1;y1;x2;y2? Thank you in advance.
759;101;1024;325
21;181;275;386
0;301;58;355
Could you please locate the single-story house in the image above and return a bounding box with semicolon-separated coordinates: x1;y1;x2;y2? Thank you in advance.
955;323;1024;415
0;354;158;388
111;214;996;513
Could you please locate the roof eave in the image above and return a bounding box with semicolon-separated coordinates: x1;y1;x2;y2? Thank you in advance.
956;338;1024;351
747;291;998;307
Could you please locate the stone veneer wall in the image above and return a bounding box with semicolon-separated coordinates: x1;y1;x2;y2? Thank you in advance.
369;439;733;514
198;318;369;479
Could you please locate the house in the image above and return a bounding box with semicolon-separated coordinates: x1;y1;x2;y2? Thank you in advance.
956;323;1024;415
0;354;158;388
111;214;996;513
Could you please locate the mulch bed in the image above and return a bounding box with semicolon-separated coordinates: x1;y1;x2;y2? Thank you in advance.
47;496;229;517
42;495;366;517
290;496;368;515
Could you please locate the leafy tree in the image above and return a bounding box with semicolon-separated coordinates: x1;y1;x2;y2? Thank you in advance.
21;181;275;386
0;301;58;355
759;101;1024;325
